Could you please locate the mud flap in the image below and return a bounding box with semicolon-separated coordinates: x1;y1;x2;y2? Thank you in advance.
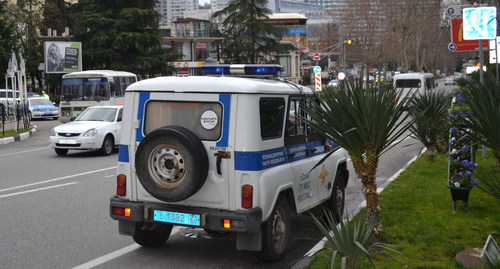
118;220;136;236
236;230;262;251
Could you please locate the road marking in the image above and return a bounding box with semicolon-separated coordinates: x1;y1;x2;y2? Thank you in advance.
0;182;77;199
72;244;142;269
0;146;51;158
73;227;182;268
0;166;117;193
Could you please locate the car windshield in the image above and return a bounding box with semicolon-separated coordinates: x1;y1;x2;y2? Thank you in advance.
30;99;53;105
76;107;117;122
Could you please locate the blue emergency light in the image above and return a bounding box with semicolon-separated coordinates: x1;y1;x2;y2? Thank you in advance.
201;64;282;77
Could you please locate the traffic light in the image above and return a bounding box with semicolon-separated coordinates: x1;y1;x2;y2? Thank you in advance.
476;62;480;67
347;40;352;45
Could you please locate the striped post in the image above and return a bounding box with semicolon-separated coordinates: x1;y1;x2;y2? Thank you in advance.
315;72;322;91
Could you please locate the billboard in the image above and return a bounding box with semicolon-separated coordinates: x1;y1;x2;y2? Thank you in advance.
449;18;489;52
44;42;82;74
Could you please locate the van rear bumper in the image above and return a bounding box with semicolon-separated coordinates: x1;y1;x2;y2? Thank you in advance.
110;196;262;234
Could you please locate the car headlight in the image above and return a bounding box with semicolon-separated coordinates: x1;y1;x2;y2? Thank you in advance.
83;128;98;137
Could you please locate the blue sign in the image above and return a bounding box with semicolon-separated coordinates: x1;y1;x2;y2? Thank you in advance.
463;7;497;40
313;66;321;74
448;43;457;51
288;29;308;34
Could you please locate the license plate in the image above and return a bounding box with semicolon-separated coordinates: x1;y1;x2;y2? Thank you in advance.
59;139;77;144
154;210;200;226
44;112;52;115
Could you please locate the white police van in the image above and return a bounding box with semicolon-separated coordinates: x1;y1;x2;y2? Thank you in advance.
109;64;349;262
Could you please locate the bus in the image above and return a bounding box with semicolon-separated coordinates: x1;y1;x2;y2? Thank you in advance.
60;70;137;122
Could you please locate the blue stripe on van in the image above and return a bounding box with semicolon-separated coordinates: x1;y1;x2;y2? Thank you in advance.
234;140;339;171
216;94;230;147
118;145;129;163
136;92;150;142
234;148;287;171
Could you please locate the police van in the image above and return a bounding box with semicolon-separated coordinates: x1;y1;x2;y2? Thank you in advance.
109;64;349;261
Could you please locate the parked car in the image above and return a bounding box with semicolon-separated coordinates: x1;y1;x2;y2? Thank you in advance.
27;97;59;120
0;89;20;110
49;105;123;156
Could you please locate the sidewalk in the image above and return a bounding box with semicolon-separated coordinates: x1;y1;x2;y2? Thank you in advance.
0;119;37;145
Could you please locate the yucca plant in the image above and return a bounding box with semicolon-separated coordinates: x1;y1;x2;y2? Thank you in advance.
408;91;451;161
302;82;417;234
475;167;500;199
455;81;500;165
310;210;404;268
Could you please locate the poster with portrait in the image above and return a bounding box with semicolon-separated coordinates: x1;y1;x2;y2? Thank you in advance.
44;42;82;74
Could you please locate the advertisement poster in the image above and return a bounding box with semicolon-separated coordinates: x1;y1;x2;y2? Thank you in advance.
44;42;82;74
449;19;489;52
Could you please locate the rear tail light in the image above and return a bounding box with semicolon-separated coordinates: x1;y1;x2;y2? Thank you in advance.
117;174;126;196
241;185;253;208
112;207;131;217
222;219;245;229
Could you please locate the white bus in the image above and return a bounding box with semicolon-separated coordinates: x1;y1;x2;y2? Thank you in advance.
60;70;137;122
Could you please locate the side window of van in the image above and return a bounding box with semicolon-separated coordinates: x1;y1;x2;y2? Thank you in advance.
287;98;305;136
260;97;285;140
395;79;420;88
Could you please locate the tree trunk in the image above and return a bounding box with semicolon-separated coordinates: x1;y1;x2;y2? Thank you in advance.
351;157;382;235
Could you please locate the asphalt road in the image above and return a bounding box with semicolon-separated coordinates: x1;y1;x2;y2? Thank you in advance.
0;79;456;268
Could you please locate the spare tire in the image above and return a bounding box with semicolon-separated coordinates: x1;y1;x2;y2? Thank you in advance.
135;126;209;202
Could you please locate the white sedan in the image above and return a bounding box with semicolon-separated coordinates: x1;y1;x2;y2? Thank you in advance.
444;76;455;85
49;105;123;156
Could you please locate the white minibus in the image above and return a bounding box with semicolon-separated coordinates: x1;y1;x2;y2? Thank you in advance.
393;73;436;103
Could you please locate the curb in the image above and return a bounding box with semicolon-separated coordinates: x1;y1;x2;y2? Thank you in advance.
0;125;37;145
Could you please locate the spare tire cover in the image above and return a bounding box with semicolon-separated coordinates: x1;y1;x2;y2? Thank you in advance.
135;126;209;202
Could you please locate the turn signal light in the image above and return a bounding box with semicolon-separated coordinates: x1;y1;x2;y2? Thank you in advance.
241;185;253;208
224;219;231;229
117;174;126;196
113;207;131;217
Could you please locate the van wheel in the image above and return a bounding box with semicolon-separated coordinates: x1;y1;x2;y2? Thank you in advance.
135;126;209;202
260;195;291;262
55;148;68;156
99;135;114;156
133;223;173;247
327;170;346;223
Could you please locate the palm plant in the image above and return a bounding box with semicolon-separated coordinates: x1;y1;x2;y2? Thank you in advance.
302;82;417;234
408;91;451;161
310;210;404;268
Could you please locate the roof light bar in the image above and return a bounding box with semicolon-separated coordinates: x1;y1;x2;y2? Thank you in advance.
201;64;282;77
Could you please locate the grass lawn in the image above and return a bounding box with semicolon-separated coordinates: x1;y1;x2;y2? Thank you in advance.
0;125;31;138
307;149;500;268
